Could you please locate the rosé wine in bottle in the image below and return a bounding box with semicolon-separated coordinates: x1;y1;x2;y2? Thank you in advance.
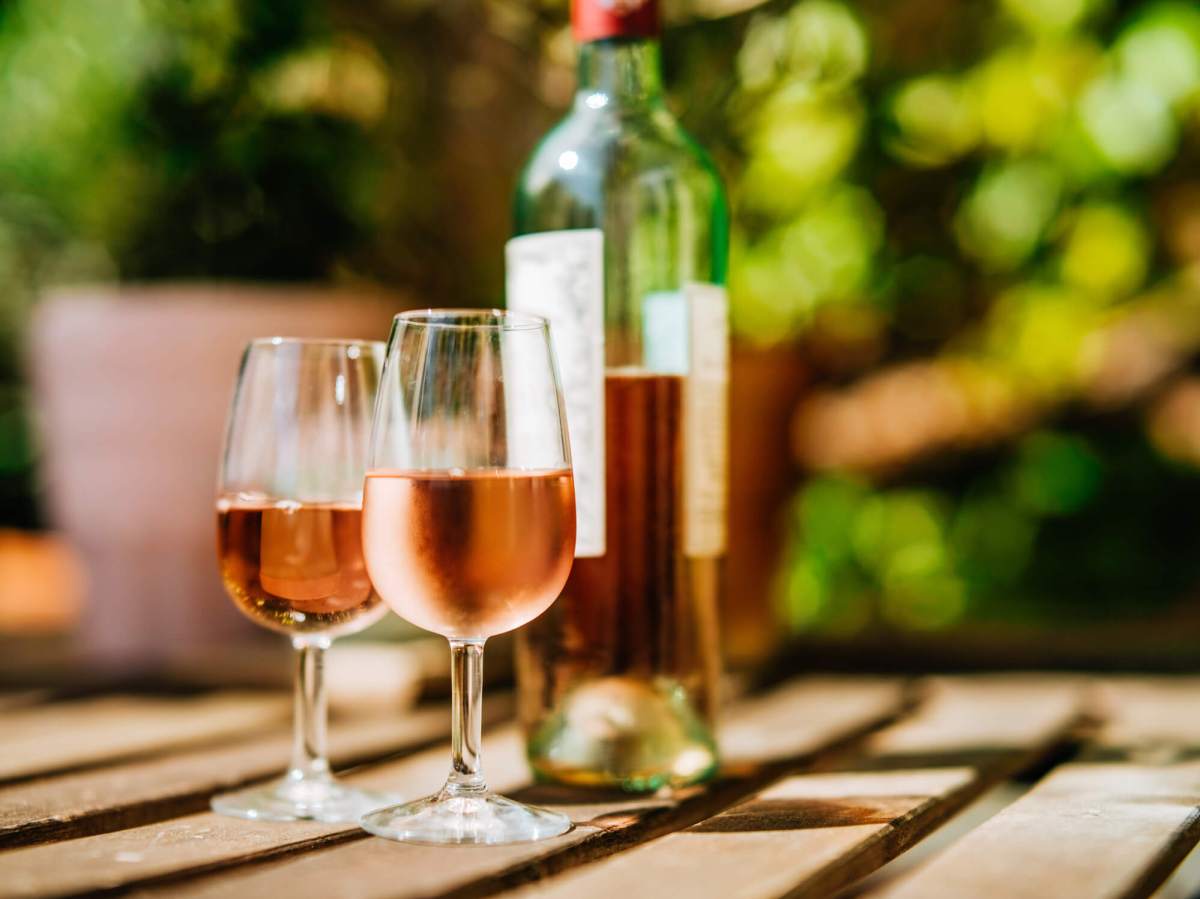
508;0;728;791
362;469;576;639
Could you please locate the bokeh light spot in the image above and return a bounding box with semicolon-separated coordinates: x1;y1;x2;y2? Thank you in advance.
887;75;979;167
1116;4;1200;106
1013;431;1103;515
955;160;1063;270
1060;204;1148;297
1002;0;1098;34
1079;74;1177;174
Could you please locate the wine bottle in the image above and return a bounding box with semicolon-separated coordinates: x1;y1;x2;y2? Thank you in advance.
507;0;729;792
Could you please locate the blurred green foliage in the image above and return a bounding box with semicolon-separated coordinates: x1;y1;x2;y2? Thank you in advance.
0;0;558;524
781;425;1200;631
0;0;386;523
2;0;1199;635
745;0;1200;631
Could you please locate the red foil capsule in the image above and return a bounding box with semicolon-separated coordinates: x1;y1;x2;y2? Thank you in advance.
573;0;660;43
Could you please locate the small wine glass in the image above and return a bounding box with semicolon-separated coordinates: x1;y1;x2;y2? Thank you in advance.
212;337;392;822
360;309;575;845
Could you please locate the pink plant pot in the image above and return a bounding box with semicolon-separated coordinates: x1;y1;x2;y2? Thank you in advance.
30;283;408;667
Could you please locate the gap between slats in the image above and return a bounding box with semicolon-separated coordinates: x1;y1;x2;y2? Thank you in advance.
492;675;1091;899
859;677;1200;899
0;677;908;899
0;699;499;849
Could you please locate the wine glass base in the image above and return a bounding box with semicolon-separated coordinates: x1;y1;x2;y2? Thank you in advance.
360;791;572;845
211;776;392;823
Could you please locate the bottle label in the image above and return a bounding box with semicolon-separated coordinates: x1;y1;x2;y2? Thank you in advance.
506;229;606;558
643;283;729;557
573;0;659;43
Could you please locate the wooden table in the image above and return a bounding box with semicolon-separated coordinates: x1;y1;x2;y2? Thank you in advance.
1;674;1198;898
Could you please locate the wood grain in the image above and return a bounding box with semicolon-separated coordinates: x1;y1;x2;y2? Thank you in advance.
0;728;529;899
1091;677;1200;749
871;762;1200;899
7;675;1195;899
503;675;1087;899
133;794;659;899
719;677;915;765
0;692;290;783
865;673;1091;765
0;700;474;848
118;678;905;899
868;677;1200;899
0;691;52;712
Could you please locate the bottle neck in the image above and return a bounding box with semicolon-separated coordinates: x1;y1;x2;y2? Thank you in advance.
575;38;664;112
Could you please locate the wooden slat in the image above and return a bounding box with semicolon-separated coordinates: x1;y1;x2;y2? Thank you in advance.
135;678;905;899
0;691;52;712
133;788;663;899
502;675;1087;899
0;692;290;783
0;697;492;848
513;769;975;899
868;677;1200;899
719;677;914;765
873;763;1200;899
0;728;528;899
4;678;903;899
865;674;1089;763
1091;678;1200;749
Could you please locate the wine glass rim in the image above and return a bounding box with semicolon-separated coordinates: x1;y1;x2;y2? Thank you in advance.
248;336;386;350
396;308;547;332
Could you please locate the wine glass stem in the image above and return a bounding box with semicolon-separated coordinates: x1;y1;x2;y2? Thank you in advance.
289;637;332;784
447;639;486;796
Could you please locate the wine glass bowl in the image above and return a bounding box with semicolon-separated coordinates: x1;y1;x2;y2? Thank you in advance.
360;309;576;845
216;499;382;637
210;337;391;823
362;469;574;639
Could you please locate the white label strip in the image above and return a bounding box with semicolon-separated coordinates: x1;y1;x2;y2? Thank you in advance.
683;283;729;557
506;229;606;558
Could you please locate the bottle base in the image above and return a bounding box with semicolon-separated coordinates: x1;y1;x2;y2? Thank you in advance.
526;675;718;792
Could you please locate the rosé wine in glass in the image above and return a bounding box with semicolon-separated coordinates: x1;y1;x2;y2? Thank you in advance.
362;469;574;639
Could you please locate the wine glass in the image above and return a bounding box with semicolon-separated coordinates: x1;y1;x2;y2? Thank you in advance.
360;309;575;845
212;337;392;822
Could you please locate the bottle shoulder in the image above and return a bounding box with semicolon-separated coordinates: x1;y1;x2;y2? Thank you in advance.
515;104;725;202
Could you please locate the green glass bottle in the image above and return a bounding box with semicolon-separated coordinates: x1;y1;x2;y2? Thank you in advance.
507;0;729;792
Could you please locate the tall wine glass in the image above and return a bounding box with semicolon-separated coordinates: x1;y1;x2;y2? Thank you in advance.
213;337;391;822
360;309;575;845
